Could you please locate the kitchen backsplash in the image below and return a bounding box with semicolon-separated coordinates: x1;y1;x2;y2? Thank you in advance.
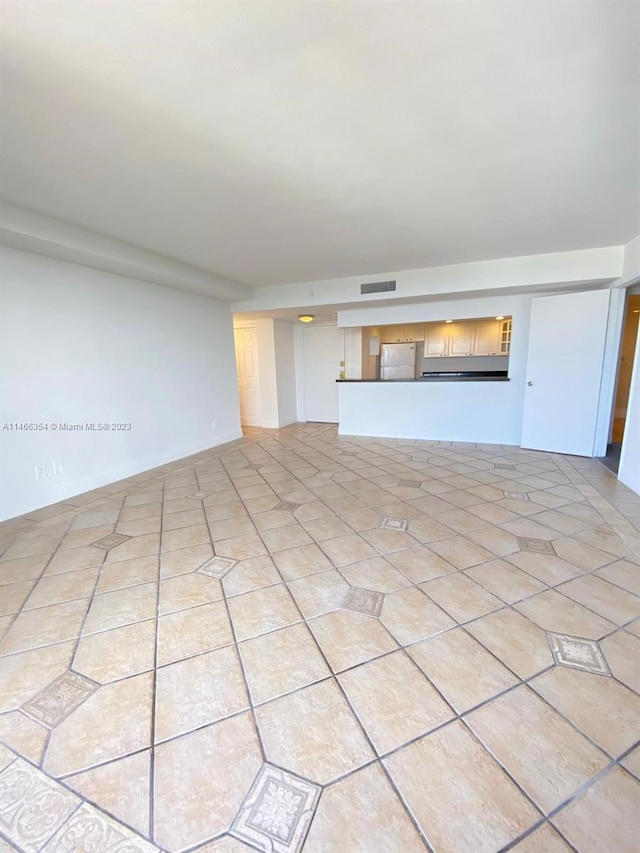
416;342;509;374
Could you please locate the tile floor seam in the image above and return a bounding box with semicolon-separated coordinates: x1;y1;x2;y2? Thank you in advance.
148;475;166;845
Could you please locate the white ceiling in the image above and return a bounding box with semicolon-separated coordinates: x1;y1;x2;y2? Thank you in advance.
1;0;639;290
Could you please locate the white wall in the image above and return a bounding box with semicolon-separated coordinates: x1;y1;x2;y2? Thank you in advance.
1;247;242;520
618;321;640;496
273;320;297;427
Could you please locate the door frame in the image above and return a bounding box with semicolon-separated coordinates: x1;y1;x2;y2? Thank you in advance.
233;322;261;427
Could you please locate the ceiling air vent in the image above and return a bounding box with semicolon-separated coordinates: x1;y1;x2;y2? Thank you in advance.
360;280;396;295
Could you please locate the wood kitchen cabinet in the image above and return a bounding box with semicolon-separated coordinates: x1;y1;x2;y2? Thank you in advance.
448;321;476;356
380;324;424;343
474;318;503;355
423;322;450;356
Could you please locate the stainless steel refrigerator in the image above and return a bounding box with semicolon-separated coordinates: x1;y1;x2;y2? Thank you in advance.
380;343;417;380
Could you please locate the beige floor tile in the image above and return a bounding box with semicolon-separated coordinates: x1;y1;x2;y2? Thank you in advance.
0;641;75;712
387;545;457;582
205;500;249;521
115;516;162;537
0;710;48;764
552;536;616;570
44;672;153;777
96;555;159;593
505;551;581;584
227;583;300;641
596;558;640;596
360;527;419;554
256;679;374;784
621;746;640;779
409;627;518;712
380;586;455;645
157;601;232;666
154;713;262;852
0;598;89;656
501;518;560;540
189;836;253;852
340;556;411;593
158;572;222;615
300;516;354;541
421;572;503;623
58;525;115;551
341;507;384;532
209;515;259;541
509;824;572;851
465;559;546;604
155;646;248;742
465;525;521;557
66;750;150;836
304;763;426;852
161;524;211;552
287;570;350;618
162;508;206;531
160;543;213;578
105;533;160;564
466;686;608;811
74;619;156;682
339;651;453;754
466;607;555;679
600;629;640;692
385;720;539;853
83;582;157;634
515;589;617;640
557;574;640;626
0;554;50;585
239;622;330;704
119;501;162;522
45;547;105;575
0;579;36;616
405;516;456;544
260;523;313;553
1;533;61;561
23;567;99;610
531;666;640;756
222;555;280;597
552;767;640;853
272;543;332;580
319;533;379;567
308;609;397;672
575;525;633;558
215;533;267;561
427;535;494;569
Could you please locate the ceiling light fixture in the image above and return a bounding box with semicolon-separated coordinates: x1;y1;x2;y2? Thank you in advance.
298;314;315;323
445;319;453;324
495;315;505;320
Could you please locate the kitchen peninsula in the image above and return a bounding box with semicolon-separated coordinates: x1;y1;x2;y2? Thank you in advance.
336;315;521;444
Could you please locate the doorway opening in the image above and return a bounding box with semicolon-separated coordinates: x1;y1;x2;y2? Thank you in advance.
601;292;640;473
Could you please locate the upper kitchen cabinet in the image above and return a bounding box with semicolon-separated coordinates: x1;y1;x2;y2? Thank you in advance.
474;318;503;356
448;322;476;356
423;322;450;356
380;324;425;343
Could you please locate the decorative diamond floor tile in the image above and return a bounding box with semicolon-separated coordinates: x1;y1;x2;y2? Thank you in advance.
22;671;98;727
91;533;131;550
187;490;211;500
274;501;301;513
196;555;238;579
380;517;409;532
548;632;611;675
399;480;422;489
517;537;555;554
343;586;385;618
231;763;320;853
503;490;530;501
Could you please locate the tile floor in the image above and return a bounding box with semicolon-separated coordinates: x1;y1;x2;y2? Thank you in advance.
0;424;639;852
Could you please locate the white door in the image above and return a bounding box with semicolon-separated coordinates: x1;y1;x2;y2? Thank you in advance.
303;326;344;422
234;326;259;426
521;289;611;456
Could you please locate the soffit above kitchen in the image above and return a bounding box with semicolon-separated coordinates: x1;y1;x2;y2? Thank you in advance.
1;0;639;290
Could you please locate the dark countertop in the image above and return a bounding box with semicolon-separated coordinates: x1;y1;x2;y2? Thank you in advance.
337;377;510;383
